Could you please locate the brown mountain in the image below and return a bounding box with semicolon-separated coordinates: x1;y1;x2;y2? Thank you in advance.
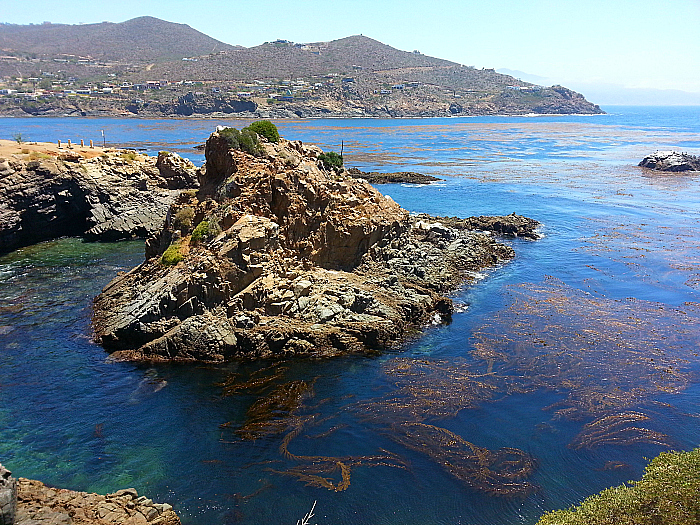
0;16;236;62
0;17;603;117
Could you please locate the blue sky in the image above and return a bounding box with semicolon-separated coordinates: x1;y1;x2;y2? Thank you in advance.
3;0;699;95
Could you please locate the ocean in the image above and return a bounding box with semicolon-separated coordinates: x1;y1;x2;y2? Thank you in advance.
0;106;699;524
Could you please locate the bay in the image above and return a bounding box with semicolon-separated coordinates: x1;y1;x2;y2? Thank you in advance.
0;107;699;524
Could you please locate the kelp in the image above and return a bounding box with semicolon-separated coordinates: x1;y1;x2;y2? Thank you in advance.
356;357;499;423
218;363;289;397
388;423;537;496
471;276;699;424
570;412;671;450
235;379;314;440
272;420;409;492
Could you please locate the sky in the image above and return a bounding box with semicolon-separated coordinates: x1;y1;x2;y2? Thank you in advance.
2;0;700;97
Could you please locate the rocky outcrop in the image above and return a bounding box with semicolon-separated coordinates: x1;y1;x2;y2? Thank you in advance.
639;151;700;172
0;465;16;525
93;129;538;362
0;144;199;254
421;213;542;239
15;478;179;525
347;167;441;184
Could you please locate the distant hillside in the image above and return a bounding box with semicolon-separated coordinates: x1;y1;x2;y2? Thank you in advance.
143;35;457;80
0;17;235;62
0;17;603;117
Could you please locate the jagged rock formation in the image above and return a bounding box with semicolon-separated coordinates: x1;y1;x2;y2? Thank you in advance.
93;129;538;362
639;151;700;172
0;143;198;254
15;479;179;525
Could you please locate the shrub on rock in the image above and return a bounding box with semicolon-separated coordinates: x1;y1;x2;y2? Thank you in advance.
248;120;280;143
318;151;343;173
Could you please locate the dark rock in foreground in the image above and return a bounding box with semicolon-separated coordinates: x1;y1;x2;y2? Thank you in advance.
0;143;199;254
639;151;700;172
93;129;538;362
347;167;442;184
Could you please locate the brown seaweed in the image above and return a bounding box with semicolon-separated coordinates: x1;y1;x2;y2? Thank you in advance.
388;423;537;496
570;411;671;450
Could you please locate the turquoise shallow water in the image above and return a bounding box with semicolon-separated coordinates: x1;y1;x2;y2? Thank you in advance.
1;107;699;524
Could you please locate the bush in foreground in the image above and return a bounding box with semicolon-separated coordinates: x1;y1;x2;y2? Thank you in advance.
537;448;700;525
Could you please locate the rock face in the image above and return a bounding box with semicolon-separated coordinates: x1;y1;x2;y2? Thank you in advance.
93;129;537;362
639;151;700;172
0;147;198;254
0;465;16;525
15;478;179;525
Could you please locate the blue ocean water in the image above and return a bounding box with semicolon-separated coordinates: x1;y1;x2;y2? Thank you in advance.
0;107;699;524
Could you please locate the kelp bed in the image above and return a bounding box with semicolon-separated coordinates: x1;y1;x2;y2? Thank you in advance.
217;277;700;498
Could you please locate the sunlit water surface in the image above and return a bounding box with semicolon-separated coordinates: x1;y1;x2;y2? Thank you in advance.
1;107;699;525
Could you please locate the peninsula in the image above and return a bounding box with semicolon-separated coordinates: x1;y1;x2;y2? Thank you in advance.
92;124;539;361
0;17;602;118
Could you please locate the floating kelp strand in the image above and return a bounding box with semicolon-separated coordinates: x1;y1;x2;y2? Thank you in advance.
387;423;537;497
570;411;672;449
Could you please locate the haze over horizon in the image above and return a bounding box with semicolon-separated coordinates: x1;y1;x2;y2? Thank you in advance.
2;0;699;104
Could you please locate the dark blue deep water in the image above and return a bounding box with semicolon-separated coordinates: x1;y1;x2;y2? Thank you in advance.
1;107;699;524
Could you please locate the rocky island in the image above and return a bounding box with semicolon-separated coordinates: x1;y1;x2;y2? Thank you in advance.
93;124;539;362
0;140;198;254
639;151;700;172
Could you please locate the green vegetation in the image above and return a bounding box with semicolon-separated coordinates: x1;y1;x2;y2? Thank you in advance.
538;448;700;525
247;120;280;143
190;220;209;244
318;151;344;173
12;132;23;144
172;207;195;233
120;151;138;163
218;126;264;157
160;243;183;266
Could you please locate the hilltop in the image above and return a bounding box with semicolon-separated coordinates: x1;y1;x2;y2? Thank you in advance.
0;17;603;117
0;16;235;62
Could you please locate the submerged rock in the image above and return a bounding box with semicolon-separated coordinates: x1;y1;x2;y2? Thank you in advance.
639;151;700;172
0;143;199;254
93;129;537;362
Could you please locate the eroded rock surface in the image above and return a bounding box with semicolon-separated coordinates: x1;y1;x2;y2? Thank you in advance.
0;145;198;253
93;130;537;361
639;151;700;172
16;479;179;525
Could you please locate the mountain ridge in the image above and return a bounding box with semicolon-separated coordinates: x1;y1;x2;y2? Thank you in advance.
0;17;603;117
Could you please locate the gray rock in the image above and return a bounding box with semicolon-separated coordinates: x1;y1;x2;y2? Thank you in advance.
639;151;700;172
0;464;16;525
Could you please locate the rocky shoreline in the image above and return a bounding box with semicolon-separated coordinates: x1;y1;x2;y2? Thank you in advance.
0;140;199;254
92;126;539;362
1;464;180;525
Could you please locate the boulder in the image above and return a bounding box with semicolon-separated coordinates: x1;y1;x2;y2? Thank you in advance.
639;151;700;172
0;464;16;525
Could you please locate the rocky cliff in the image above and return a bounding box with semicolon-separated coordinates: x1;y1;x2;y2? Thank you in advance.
0;141;198;254
93;128;538;361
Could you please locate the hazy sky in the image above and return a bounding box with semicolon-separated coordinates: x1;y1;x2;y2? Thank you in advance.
3;0;699;93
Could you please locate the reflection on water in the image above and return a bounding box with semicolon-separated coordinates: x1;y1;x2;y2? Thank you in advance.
0;108;699;524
